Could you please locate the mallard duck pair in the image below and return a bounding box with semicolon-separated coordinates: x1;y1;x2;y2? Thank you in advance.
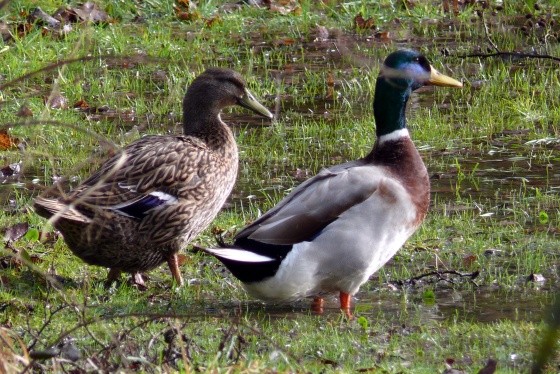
36;50;462;318
34;68;273;287
203;49;463;316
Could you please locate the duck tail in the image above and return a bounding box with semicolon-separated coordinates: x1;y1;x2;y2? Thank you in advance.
34;197;92;224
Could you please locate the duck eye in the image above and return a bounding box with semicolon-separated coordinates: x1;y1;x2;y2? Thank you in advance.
415;56;430;71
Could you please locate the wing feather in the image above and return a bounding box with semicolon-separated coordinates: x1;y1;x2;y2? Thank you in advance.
235;161;386;245
68;135;207;208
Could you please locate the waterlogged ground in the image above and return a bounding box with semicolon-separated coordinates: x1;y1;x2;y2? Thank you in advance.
1;0;560;372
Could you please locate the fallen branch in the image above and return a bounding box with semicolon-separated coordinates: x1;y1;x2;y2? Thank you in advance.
457;51;560;63
389;270;480;288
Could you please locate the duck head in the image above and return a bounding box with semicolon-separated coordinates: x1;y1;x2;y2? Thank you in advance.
374;49;462;137
182;68;273;134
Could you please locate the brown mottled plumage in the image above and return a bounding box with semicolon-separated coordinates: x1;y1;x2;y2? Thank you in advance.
34;68;273;287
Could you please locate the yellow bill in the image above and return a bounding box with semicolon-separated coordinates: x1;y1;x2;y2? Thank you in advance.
428;66;463;88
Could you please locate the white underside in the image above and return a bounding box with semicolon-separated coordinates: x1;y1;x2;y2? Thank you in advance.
242;174;418;303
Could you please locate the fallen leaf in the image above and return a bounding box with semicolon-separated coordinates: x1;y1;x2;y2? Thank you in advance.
477;358;497;374
527;273;545;283
354;13;376;30
29;7;61;28
0;165;14;177
174;0;200;21
374;31;391;41
176;0;197;10
274;37;296;46
267;0;301;15
72;2;109;23
16;105;33;117
53;2;110;24
0;21;12;42
3;222;29;243
73;99;90;109
46;93;68;109
462;254;477;267
0;129;19;150
205;16;222;28
314;25;329;42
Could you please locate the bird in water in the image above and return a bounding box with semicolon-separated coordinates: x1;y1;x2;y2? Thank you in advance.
203;50;463;316
34;68;273;288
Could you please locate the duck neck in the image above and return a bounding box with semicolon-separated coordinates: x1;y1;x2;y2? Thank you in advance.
373;77;410;138
365;76;416;165
182;98;236;155
182;95;220;135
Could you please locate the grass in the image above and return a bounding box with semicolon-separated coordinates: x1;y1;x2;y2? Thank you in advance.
1;0;560;372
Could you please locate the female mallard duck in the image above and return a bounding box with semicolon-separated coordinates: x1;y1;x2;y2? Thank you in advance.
204;50;462;316
34;68;273;287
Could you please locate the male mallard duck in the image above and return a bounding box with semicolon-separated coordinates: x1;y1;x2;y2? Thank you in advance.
203;50;462;316
34;68;273;287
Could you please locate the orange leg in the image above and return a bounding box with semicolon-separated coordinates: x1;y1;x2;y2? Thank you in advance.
311;297;324;315
339;292;352;318
167;253;184;286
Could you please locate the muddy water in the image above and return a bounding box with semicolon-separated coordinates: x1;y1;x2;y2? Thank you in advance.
356;287;550;323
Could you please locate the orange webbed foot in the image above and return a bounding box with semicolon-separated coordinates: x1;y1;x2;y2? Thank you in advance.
339;292;353;319
312;297;325;315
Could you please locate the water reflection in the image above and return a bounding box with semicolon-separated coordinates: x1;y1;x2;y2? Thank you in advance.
201;287;551;324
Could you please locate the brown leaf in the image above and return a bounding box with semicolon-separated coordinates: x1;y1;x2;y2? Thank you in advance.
477;359;497;374
46;93;68;109
0;21;13;42
16;105;33;117
274;38;296;46
73;99;90;109
354;13;376;30
462;254;477;267
174;0;200;21
374;31;391;41
175;9;200;21
204;16;222;28
53;2;109;24
0;129;19;150
3;222;29;243
176;0;197;11
314;25;329;42
29;7;61;28
73;2;109;23
268;0;300;15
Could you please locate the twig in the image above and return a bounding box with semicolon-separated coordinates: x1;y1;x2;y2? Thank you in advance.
457;51;560;63
389;270;480;288
457;9;560;63
0;55;162;91
479;10;499;53
27;305;68;351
